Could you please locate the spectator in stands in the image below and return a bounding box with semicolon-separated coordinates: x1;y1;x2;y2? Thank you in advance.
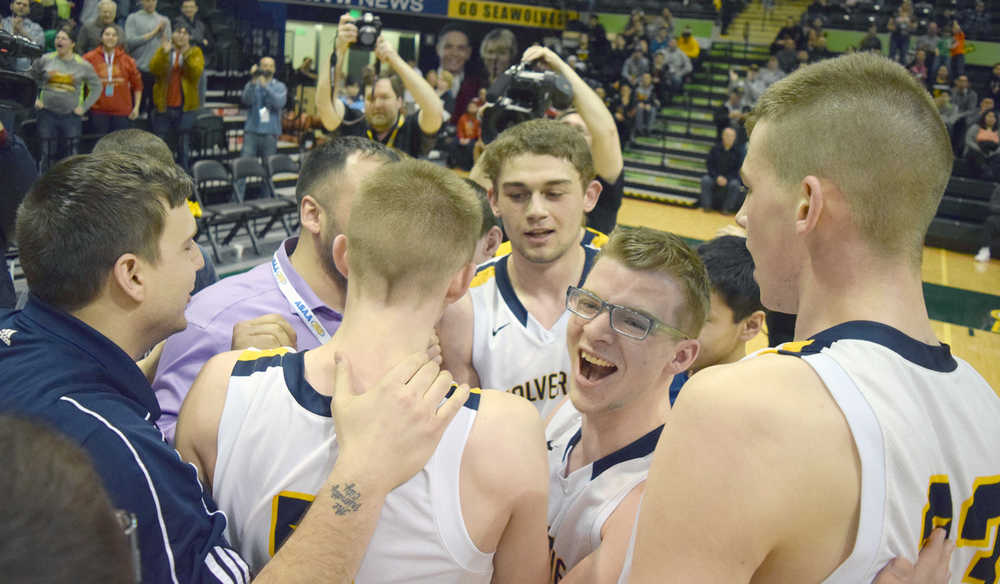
634;72;658;137
953;75;978;119
720;0;738;36
795;49;810;71
152;137;399;441
606;34;629;83
931;65;951;97
773;17;804;53
317;14;442;159
776;37;799;74
859;23;883;54
125;0;170;116
961;1;990;40
622;9;645;47
340;76;364;112
964;110;1000;180
657;37;691;100
0;119;35;309
0;416;135;583
973;188;999;263
83;25;142;135
76;0;123;55
668;235;765;405
700;126;744;214
729;64;765;106
31;30;101;170
572;33;592;73
613;82;636;148
436;24;480;124
757;55;785;87
914;21;945;73
454;98;479;170
660;7;675;37
986;63;1000;108
176;0;211;105
149;23;203;170
621;47;649;87
810;36;834;62
907;48;929;84
887;3;913;64
714;88;747;142
650;27;670;56
241;56;287;161
934;91;960;131
480;27;516;87
677;27;700;62
949;20;965;78
435;69;455;121
2;0;45;71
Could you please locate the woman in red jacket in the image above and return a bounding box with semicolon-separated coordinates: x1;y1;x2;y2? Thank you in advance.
83;25;143;135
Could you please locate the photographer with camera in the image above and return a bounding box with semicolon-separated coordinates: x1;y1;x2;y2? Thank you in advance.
241;56;287;160
521;45;624;234
316;12;442;158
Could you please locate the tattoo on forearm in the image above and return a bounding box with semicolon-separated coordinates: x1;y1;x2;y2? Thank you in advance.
331;483;361;516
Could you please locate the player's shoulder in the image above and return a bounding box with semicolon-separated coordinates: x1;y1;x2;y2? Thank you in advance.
468;391;544;458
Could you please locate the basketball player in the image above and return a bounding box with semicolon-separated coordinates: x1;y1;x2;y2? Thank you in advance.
625;53;1000;582
175;160;549;582
546;227;708;583
438;119;606;417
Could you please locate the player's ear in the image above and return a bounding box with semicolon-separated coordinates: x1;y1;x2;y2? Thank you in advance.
445;261;475;305
665;338;700;377
482;225;503;260
797;175;824;236
332;234;349;278
739;310;766;343
582;179;602;214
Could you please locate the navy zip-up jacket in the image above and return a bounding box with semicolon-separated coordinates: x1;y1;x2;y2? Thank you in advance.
0;296;250;583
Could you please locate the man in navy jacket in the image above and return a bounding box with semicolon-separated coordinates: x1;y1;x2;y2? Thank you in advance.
0;154;468;582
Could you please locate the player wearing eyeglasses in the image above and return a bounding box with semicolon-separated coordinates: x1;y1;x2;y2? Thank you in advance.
544;227;709;584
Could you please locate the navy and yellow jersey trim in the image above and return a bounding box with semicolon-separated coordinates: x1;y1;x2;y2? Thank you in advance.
768;321;957;373
236;349;483;417
494;227;608;259
563;424;665;480
231;347;293;377
473;245;601;328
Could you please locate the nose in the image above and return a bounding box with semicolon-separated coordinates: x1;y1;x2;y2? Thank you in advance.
525;192;549;221
735;195;749;229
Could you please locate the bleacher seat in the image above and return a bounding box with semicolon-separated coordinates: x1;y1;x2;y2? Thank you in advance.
230;157;295;241
192;159;259;263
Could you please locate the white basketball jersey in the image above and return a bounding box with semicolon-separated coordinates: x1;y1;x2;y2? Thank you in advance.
470;229;606;418
546;400;660;583
212;348;493;581
617;321;1000;584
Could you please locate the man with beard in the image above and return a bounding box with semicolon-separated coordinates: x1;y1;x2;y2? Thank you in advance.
151;137;400;443
316;13;443;158
241;56;287;160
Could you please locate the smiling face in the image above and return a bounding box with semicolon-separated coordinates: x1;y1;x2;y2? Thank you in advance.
98;2;116;24
567;258;689;415
10;0;29;17
438;30;471;75
180;0;197;19
490;153;597;265
100;25;119;50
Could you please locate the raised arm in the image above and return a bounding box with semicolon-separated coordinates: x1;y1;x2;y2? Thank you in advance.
374;35;442;135
522;45;622;181
316;13;351;132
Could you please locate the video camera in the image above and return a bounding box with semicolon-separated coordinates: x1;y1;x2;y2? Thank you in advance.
354;12;382;51
0;30;43;111
481;60;574;144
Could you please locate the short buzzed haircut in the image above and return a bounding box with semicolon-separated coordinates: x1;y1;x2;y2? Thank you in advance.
16;154;191;311
479;119;596;191
347;159;481;298
93;129;174;166
745;53;952;263
295;136;400;207
464;178;500;237
696;235;763;322
599;227;711;338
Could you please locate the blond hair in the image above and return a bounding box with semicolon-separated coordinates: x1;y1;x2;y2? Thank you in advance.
347;159;482;299
599;227;711;338
479;119;596;191
745;52;952;263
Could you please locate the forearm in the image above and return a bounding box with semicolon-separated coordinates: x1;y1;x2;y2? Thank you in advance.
316;51;345;131
254;459;390;583
554;59;622;179
389;53;441;133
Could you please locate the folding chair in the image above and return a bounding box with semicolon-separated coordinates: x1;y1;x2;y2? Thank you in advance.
191;159;259;263
266;153;299;200
190;113;228;163
231;156;295;241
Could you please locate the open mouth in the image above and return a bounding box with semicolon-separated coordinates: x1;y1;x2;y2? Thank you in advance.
579;349;617;382
525;228;554;242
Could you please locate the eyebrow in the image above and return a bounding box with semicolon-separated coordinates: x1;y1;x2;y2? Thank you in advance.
501;179;574;189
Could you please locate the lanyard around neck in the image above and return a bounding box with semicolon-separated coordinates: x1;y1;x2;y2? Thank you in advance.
271;250;333;344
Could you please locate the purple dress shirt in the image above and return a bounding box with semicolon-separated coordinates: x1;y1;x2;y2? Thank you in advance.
152;238;343;442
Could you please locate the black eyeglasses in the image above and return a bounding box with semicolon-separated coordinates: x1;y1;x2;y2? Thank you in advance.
566;286;691;341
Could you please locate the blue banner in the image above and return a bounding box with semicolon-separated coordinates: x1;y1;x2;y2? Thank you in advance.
284;0;449;16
